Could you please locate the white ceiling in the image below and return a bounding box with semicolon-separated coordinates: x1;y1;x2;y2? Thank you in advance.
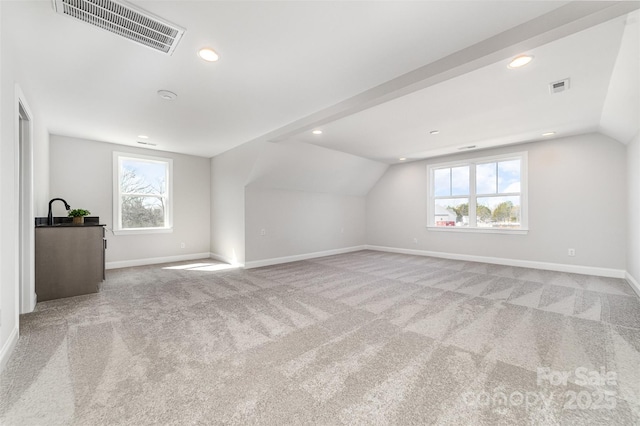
286;13;633;162
3;1;638;160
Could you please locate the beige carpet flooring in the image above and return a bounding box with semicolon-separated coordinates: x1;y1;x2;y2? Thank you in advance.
1;250;639;425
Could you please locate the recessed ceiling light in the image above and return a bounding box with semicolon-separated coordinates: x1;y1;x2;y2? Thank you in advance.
157;90;177;101
542;132;556;136
137;135;149;139
429;130;440;135
198;48;219;62
312;130;323;135
399;157;407;161
508;55;533;69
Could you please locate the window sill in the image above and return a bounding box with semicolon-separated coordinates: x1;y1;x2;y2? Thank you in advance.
426;226;528;235
113;227;173;236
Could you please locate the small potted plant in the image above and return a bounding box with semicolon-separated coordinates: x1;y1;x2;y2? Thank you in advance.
68;208;91;224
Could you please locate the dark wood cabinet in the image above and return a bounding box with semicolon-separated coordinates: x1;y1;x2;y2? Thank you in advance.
35;225;105;302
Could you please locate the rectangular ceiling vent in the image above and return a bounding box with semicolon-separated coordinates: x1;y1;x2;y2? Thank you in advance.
52;0;185;55
549;78;570;94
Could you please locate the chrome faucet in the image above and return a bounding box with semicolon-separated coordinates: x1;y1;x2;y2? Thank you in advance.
47;198;71;225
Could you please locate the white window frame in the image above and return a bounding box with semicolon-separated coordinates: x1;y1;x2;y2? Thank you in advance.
113;152;173;235
427;151;528;234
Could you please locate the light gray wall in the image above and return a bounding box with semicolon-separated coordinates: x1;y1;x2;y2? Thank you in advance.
245;187;366;262
1;2;51;369
210;140;264;265
210;140;387;265
366;133;627;270
247;141;388;195
242;142;386;264
628;132;640;285
599;9;639;145
50;135;211;265
0;0;12;370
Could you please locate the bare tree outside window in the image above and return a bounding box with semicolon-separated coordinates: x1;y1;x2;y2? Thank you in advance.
116;155;171;230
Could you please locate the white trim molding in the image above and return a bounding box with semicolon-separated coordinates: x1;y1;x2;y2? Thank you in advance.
244;245;367;269
626;272;640;298
112;151;174;235
427;151;528;232
427;226;528;235
0;326;19;373
366;245;626;279
106;252;212;270
15;84;36;314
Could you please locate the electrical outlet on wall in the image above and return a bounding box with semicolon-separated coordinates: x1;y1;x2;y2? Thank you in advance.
180;242;186;249
413;238;418;245
260;229;266;236
568;248;575;256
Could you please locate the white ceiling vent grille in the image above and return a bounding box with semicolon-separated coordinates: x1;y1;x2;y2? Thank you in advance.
549;78;570;94
52;0;185;55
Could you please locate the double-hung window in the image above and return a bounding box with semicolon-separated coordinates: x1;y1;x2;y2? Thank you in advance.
113;152;173;234
427;152;527;233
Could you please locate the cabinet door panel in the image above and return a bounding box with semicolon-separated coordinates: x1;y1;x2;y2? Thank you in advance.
35;227;105;301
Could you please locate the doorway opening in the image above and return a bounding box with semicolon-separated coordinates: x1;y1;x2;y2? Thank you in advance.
17;89;35;314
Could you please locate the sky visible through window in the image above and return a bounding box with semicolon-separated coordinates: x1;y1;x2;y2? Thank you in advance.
432;157;523;228
477;160;520;209
121;159;166;192
435;162;519;197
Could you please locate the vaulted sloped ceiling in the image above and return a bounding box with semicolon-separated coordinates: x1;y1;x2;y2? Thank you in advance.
246;142;388;196
599;10;640;145
2;1;638;161
281;6;639;163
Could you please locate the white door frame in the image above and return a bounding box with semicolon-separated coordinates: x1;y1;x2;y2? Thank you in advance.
16;84;36;313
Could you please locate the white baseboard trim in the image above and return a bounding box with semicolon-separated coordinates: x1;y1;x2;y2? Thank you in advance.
244;245;367;269
626;272;640;298
0;326;19;373
106;252;212;270
209;252;244;268
365;245;626;279
20;292;37;315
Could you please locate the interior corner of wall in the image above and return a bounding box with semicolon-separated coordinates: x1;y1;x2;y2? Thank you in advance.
243;141;271;186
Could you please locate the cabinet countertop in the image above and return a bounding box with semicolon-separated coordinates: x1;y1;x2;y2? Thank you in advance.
36;223;106;228
35;216;105;228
